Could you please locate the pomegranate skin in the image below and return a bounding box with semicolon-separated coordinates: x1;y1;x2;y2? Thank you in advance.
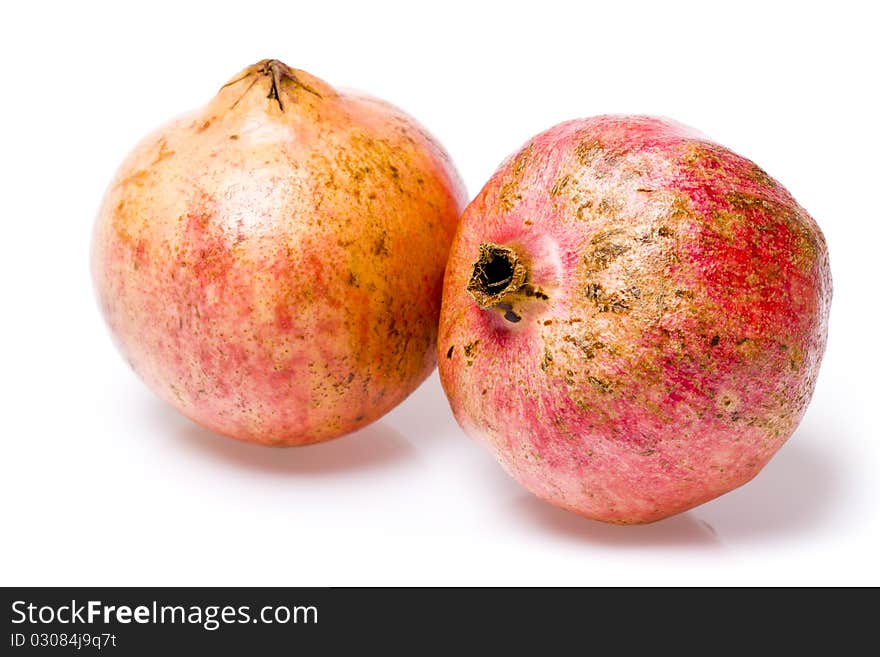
438;116;831;523
93;60;466;445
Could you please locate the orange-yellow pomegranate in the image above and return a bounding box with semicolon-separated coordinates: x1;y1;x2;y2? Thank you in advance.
92;60;466;445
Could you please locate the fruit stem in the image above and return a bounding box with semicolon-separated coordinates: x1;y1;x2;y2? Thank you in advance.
467;243;528;322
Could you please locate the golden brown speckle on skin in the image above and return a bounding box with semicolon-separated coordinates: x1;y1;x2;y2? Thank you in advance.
575;138;604;164
498;144;533;212
540;348;553;372
587;376;613;393
550;175;571;197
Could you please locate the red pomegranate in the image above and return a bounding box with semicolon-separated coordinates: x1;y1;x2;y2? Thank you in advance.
439;116;831;523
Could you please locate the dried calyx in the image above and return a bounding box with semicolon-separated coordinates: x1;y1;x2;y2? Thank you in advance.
467;243;530;322
221;59;323;111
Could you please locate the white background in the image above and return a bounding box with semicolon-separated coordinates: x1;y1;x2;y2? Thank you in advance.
1;1;877;586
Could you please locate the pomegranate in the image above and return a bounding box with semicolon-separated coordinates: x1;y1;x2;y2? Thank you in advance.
93;60;465;445
438;116;831;523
